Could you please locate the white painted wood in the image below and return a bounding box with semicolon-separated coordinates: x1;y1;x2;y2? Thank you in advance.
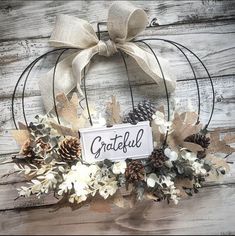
0;1;235;40
1;21;235;99
0;184;235;235
80;121;153;162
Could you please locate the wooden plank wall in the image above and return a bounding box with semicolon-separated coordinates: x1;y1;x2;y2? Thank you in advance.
0;1;235;234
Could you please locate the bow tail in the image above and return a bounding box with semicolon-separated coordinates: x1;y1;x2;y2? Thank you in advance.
72;45;99;95
117;42;176;93
39;47;99;113
39;52;80;113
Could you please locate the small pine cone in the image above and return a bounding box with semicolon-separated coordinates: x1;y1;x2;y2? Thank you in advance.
123;100;156;124
184;133;210;159
20;139;43;164
125;160;145;183
149;148;168;169
58;137;81;162
20;139;34;157
36;138;51;154
184;133;210;149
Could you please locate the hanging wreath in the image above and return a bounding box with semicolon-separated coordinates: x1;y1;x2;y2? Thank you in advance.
10;2;235;211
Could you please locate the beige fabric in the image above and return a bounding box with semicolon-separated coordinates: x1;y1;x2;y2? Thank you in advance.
39;1;176;112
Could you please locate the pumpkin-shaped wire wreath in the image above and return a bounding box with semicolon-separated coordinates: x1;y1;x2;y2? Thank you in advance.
9;2;234;210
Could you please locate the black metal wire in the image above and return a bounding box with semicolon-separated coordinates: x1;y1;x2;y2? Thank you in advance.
22;58;41;127
134;38;215;130
119;50;135;112
12;48;67;130
134;39;201;124
83;67;93;126
136;40;170;146
52;49;68;125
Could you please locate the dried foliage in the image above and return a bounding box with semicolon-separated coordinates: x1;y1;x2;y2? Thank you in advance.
106;95;122;125
167;112;203;152
208;131;235;154
10;99;235;211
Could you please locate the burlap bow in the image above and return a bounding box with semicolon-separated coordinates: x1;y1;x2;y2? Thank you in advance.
39;1;176;112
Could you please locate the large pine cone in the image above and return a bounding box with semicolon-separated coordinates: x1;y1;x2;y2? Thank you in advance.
184;133;210;159
125;160;145;183
123;100;156;124
58;137;81;162
149;148;168;169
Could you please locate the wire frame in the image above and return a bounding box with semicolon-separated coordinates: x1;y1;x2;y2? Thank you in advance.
11;20;215;146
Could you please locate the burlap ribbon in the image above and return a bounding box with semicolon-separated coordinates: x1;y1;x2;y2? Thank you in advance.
39;1;176;112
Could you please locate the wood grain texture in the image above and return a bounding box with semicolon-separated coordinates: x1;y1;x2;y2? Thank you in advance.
0;0;235;40
0;0;235;235
1;20;235;99
0;184;235;235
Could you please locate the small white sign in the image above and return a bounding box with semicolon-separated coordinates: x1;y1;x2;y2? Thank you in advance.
79;121;153;163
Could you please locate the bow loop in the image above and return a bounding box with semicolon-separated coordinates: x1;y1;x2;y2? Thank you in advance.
49;14;98;48
107;1;148;42
98;40;118;57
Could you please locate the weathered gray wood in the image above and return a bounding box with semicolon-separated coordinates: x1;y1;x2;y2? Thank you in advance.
1;21;235;99
0;184;234;235
0;0;235;41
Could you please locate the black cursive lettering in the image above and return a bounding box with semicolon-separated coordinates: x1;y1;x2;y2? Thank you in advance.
90;129;145;159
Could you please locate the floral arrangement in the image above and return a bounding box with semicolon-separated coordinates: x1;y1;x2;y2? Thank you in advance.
11;94;235;210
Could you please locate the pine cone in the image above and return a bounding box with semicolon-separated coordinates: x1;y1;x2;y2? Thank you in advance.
184;133;210;159
20;139;34;157
58;137;81;162
149;148;168;169
123;100;156;124
184;133;210;148
20;139;44;164
125;160;145;183
36;138;51;155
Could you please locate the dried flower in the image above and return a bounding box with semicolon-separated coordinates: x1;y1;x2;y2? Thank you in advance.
152;111;172;134
112;161;127;175
99;181;118;199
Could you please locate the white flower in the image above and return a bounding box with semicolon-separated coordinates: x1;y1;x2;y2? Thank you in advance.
192;162;207;175
58;162;100;196
112;161;127;175
181;150;197;163
164;148;178;161
152;111;172;134
147;173;158;187
74;182;90;196
99;181;118;199
163;176;174;187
